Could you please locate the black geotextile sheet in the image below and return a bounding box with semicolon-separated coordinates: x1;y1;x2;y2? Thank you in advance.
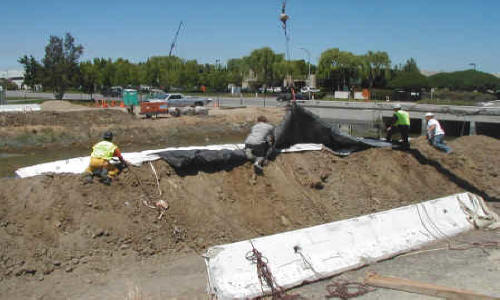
274;105;392;153
157;104;392;171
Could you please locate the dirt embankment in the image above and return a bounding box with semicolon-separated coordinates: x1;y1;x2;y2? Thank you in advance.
0;107;285;151
412;135;500;200
0;149;462;285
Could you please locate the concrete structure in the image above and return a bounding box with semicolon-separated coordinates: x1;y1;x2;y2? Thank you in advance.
299;100;500;136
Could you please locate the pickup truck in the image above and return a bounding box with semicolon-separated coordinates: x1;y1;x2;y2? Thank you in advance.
146;93;212;107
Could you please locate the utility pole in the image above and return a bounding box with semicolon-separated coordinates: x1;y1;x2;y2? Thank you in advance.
469;63;477;71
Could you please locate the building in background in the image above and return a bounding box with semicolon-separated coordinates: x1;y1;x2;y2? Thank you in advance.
0;70;25;90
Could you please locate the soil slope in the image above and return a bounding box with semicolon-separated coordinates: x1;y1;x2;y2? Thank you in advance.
413;135;500;200
0;149;462;288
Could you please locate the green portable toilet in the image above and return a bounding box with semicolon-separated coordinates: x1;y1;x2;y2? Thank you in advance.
122;89;139;106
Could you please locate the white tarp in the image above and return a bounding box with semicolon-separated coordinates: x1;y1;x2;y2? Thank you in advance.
0;104;41;112
204;193;498;299
15;143;324;178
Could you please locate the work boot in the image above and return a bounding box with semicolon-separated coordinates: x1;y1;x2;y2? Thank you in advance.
82;174;93;184
253;159;264;174
100;177;112;186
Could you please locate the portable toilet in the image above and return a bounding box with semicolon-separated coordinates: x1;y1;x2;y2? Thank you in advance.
122;89;139;106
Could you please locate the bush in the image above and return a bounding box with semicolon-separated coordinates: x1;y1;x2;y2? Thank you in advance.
428;70;500;92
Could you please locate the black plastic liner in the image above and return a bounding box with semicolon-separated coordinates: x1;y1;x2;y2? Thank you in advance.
157;104;391;172
274;104;391;154
156;149;247;174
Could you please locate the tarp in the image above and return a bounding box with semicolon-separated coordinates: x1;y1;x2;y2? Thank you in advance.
15;143;324;178
274;105;391;154
204;192;499;299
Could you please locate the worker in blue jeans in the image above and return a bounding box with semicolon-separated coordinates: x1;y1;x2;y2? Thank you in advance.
425;113;452;153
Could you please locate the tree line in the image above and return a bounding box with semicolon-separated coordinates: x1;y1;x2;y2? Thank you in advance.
18;33;500;99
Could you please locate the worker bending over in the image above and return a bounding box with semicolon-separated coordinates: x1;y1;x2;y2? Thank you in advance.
244;116;275;172
425;112;452;153
386;104;410;148
83;131;128;185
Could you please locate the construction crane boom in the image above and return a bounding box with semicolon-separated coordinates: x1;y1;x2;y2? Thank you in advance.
169;21;184;57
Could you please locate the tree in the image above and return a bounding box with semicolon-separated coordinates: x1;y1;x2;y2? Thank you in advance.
318;48;361;91
245;48;285;89
41;33;83;99
388;72;429;90
18;55;42;90
402;58;419;73
429;70;500;92
79;61;99;99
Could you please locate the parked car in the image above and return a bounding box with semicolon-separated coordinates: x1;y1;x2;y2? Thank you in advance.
276;92;310;102
145;93;212;107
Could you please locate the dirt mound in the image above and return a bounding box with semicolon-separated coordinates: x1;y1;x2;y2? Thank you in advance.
412;135;500;200
0;149;462;284
40;100;92;111
0;107;284;152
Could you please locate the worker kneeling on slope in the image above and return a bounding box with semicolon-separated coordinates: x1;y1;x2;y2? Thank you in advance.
244;116;275;172
425;112;452;153
83;131;128;185
386;104;410;148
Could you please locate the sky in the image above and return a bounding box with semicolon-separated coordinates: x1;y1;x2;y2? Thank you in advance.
1;0;499;73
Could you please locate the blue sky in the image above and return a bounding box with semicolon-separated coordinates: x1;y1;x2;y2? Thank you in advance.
1;0;499;73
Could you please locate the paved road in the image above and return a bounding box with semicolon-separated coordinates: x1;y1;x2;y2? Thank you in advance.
6;90;282;107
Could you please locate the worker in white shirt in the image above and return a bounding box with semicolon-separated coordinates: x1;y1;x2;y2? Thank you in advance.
425;113;452;153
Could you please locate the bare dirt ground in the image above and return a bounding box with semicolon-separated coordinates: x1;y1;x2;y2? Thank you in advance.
0;148;465;299
0;102;498;299
0;106;284;152
413;135;500;200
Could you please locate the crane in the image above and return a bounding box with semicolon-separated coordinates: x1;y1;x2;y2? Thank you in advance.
169;21;184;57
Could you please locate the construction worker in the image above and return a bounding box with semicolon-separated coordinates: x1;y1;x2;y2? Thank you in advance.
83;131;128;185
386;104;410;148
244;116;275;172
425;112;452;153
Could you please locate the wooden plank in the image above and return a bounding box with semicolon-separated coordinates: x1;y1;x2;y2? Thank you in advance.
365;273;499;300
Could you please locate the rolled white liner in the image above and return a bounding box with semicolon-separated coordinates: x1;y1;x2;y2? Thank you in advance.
204;192;493;299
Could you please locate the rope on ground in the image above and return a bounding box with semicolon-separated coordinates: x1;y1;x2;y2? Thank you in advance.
325;280;376;299
127;165;169;219
245;240;302;300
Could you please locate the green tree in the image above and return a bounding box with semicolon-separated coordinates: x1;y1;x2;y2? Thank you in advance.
18;55;43;90
79;61;99;99
245;47;285;89
41;33;83;99
360;51;391;88
388;72;429;90
318;48;361;91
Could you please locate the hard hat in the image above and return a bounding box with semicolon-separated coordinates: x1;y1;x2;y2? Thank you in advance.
392;104;402;109
103;131;113;140
425;112;434;117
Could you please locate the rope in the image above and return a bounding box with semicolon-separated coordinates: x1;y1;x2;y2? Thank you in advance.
245;240;302;300
325;280;376;299
149;161;162;196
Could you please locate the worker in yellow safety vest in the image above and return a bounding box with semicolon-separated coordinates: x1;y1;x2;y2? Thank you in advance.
386;104;410;148
83;131;128;185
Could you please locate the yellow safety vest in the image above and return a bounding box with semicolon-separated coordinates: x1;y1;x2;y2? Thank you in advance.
394;110;410;126
91;141;117;160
